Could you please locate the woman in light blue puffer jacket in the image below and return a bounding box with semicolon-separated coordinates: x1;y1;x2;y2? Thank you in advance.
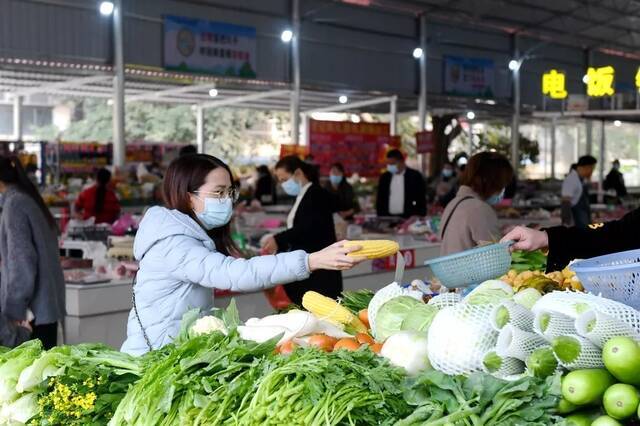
121;155;364;355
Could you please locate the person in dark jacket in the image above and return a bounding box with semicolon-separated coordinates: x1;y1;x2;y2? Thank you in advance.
325;162;359;220
253;165;277;206
604;159;627;198
75;168;121;224
261;156;342;305
376;149;427;218
427;161;458;208
502;208;640;271
0;157;66;349
0;315;31;348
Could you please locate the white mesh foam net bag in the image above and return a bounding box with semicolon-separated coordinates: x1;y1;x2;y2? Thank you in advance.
533;311;577;340
575;310;640;348
532;291;595;319
427;303;497;375
490;300;534;332
496;324;548;361
367;283;423;333
481;350;526;378
533;291;640;333
427;293;462;309
553;334;604;370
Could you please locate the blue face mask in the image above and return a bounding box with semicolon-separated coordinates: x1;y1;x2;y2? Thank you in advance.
387;164;399;174
442;169;454;178
486;189;505;206
281;177;301;196
196;197;233;230
329;174;343;186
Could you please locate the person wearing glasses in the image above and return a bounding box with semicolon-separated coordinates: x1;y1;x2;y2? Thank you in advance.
260;155;343;305
121;154;365;355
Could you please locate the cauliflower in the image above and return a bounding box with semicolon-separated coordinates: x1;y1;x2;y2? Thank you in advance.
190;316;228;337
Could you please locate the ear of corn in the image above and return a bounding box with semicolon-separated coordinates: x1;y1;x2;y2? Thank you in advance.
344;240;400;259
302;291;368;333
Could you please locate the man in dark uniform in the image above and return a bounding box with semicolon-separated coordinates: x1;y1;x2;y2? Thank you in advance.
502;208;640;271
604;159;627;198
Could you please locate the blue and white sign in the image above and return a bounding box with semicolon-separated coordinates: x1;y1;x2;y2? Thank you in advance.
164;15;257;78
443;55;495;97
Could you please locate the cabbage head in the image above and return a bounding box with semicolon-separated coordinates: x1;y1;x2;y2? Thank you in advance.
375;296;424;341
401;303;439;334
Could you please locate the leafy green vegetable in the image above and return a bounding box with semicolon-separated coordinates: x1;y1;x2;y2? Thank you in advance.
511;250;547;273
0;340;43;403
397;369;562;425
339;289;375;314
376;296;425;341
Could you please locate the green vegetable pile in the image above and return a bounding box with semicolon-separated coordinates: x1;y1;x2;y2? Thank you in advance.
511;250;547;273
0;299;564;425
339;289;374;314
0;340;143;426
398;369;562;426
111;331;410;425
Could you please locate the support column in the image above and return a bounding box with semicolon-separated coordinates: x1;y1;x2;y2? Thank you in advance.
301;113;310;146
585;119;593;155
550;118;556;179
196;106;205;154
510;35;520;172
12;95;22;142
417;14;428;173
112;0;126;168
290;0;301;145
599;120;606;201
390;96;398;136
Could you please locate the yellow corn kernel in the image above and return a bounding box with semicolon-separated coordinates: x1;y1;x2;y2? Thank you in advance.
302;291;367;332
344;240;400;259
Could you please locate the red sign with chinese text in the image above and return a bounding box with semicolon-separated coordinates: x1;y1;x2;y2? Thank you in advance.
308;120;391;177
416;131;435;154
279;144;309;159
371;249;416;272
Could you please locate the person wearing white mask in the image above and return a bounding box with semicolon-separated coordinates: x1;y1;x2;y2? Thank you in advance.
438;152;513;256
121;154;365;355
261;155;342;305
428;161;458;208
376;149;427;218
325;162;359;220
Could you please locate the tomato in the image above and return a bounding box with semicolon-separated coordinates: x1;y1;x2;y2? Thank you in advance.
333;338;361;351
358;309;370;329
355;333;375;345
278;340;297;355
307;334;338;352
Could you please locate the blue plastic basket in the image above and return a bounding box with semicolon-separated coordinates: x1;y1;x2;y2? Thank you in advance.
425;242;513;289
570;248;640;308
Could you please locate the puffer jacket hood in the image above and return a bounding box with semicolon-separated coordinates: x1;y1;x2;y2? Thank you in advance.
134;206;209;261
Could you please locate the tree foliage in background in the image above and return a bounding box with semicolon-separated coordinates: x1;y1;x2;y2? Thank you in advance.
474;125;540;166
32;98;288;166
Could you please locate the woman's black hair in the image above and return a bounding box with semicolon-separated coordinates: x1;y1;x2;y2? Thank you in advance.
275;155;319;184
256;165;270;175
94;168;112;215
0;156;57;229
163;154;239;256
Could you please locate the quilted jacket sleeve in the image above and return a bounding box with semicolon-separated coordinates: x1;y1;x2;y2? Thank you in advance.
159;235;311;291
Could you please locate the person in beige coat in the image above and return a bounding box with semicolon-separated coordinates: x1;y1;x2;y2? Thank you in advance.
439;152;513;256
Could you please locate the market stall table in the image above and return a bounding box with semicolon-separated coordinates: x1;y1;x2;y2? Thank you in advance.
65;279;132;348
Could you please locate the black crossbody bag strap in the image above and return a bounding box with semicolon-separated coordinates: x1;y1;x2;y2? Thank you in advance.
131;249;154;352
440;196;474;238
